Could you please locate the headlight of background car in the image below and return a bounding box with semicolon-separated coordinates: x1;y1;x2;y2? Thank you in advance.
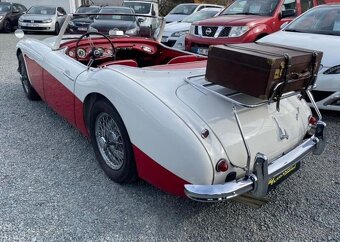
171;30;189;37
42;19;52;23
228;26;249;37
18;17;23;22
189;24;196;35
125;27;138;35
323;65;340;74
0;16;3;21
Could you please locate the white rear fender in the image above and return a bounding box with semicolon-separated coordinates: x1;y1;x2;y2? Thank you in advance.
75;68;215;185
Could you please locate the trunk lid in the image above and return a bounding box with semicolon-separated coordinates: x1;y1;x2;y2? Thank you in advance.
176;78;311;169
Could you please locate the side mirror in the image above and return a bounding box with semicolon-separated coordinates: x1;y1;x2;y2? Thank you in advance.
138;17;145;23
151;10;156;16
57;12;64;17
280;9;296;19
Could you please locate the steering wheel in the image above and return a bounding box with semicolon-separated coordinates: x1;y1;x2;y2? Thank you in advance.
75;32;116;64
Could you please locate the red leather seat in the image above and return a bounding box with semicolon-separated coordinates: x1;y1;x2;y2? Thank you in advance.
99;59;138;68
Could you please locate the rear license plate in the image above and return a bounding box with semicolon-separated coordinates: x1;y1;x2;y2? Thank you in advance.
192;47;209;56
268;162;300;191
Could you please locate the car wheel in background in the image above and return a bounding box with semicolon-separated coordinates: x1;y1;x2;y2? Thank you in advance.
18;53;41;100
54;23;60;35
3;20;12;33
90;99;137;184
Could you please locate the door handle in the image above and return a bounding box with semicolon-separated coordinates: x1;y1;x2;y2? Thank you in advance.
63;70;74;81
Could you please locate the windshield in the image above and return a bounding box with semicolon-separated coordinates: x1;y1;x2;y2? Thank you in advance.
182;10;219;23
0;3;11;12
76;7;100;14
169;4;198;15
285;6;340;36
123;2;151;14
27;6;56;15
96;8;135;21
221;0;280;16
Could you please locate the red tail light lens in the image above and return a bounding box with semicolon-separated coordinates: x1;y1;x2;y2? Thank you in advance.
308;116;318;126
216;159;228;172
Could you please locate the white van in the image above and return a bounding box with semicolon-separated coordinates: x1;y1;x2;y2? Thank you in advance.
123;1;159;31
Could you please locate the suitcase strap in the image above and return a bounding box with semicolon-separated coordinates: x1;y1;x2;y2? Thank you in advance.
274;54;291;111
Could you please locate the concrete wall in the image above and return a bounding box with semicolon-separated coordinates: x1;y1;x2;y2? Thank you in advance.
3;0;82;13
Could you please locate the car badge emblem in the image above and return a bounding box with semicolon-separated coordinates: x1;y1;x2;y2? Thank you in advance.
205;28;212;36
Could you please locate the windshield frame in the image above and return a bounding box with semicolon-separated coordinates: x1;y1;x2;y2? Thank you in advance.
52;13;165;50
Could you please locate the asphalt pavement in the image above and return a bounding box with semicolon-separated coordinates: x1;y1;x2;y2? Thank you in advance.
0;33;339;242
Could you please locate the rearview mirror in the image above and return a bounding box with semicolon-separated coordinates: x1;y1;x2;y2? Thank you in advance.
280;9;296;19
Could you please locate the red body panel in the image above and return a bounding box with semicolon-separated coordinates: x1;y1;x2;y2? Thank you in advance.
24;55;45;100
133;146;189;196
24;52;189;196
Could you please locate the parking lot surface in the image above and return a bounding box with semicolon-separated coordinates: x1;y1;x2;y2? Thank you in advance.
0;33;339;241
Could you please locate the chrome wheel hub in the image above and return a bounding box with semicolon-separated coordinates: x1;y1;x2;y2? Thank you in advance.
95;113;125;170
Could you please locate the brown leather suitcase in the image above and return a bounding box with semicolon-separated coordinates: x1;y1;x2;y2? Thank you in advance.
205;43;323;100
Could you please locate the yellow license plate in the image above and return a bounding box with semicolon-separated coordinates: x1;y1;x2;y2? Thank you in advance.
268;162;300;191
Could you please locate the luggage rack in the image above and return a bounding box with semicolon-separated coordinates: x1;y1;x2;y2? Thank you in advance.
184;74;322;177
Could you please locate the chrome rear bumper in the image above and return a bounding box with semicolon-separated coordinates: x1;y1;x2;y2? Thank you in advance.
184;121;326;202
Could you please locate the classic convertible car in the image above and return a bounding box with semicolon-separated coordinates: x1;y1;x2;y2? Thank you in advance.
16;13;326;202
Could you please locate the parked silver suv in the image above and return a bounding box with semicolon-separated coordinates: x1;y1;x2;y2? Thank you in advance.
18;6;67;34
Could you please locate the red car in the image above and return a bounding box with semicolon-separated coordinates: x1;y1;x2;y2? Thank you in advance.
185;0;322;55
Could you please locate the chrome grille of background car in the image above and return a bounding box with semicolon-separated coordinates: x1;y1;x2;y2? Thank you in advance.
22;20;44;23
202;26;218;37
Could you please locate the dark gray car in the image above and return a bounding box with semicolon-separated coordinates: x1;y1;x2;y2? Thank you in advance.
0;2;27;33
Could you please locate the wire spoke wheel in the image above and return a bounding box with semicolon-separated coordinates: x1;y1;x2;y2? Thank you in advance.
95;112;125;170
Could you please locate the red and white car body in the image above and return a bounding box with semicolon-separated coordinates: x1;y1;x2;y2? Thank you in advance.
16;13;326;202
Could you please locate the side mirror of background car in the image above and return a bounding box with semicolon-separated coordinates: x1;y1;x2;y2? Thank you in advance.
57;12;64;17
138;17;145;23
151;10;156;16
280;9;296;19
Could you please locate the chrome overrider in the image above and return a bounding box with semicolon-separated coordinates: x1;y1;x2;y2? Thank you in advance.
184;121;326;202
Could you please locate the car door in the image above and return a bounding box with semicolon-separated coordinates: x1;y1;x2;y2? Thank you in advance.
43;50;86;127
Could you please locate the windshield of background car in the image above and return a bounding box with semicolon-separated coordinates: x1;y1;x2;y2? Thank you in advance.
169;4;198;15
76;7;100;14
0;3;11;12
182;10;219;23
285;6;340;36
96;8;135;21
27;6;56;15
123;2;151;14
221;0;280;16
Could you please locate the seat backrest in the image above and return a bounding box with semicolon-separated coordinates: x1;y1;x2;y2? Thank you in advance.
99;59;138;68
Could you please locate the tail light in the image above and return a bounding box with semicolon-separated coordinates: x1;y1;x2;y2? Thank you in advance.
216;159;228;172
308;115;318;126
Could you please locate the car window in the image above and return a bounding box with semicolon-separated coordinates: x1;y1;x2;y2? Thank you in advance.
58;7;66;15
169;4;198;15
285;6;340;35
12;4;19;12
221;0;280;16
301;0;314;13
27;6;56;15
0;3;11;12
281;0;297;16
